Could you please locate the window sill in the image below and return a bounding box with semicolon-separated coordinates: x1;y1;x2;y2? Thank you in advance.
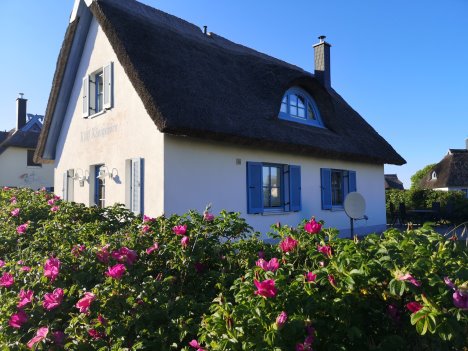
87;109;107;119
26;166;42;169
261;210;294;216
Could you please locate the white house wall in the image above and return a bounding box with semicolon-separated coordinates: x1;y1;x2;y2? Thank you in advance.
0;147;54;189
54;17;164;213
164;135;386;237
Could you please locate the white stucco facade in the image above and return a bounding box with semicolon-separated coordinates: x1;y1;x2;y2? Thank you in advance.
51;16;389;237
0;147;54;189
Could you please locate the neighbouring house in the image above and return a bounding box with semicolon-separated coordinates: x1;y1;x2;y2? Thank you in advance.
419;141;468;198
384;174;404;190
35;0;405;236
0;95;54;190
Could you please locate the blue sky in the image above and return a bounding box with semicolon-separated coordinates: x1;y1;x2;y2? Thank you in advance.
0;0;467;188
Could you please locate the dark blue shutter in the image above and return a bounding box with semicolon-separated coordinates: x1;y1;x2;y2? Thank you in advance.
289;165;301;211
321;168;332;210
349;171;357;193
247;162;263;214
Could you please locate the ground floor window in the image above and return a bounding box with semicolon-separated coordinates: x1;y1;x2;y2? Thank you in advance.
321;168;356;210
95;165;106;208
247;162;301;214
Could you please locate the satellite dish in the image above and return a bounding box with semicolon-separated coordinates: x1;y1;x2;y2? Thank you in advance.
344;192;366;219
344;192;366;238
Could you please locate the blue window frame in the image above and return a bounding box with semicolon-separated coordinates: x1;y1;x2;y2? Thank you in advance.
321;168;356;210
94;165;106;208
279;87;323;127
247;162;301;214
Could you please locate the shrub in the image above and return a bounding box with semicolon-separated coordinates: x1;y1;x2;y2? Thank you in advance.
0;188;467;350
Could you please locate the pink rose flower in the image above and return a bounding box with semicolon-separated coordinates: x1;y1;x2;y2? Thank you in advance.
317;245;332;258
181;235;190;248
276;311;288;328
111;247;137;265
71;244;86;257
189;339;206;351
44;257;61;282
9;309;28;329
141;224;151;233
203;212;215;221
305;272;317;282
105;263;126;279
43;288;64;310
406;301;423;313
256;257;280;272
0;259;5;268
10;208;20;217
304;218;322;234
50;206;59;212
397;273;421;287
97;314;108;325
0;272;14;288
96;244;110;263
18;289;34;308
16;223;29;235
143;215;155;223
47;199;56;206
172;224;187;235
453;290;468;310
27;326;49;349
146;243;159;254
20;266;31;272
279;236;298;253
76;292;96;314
328;274;337;287
88;329;106;340
10;196;17;204
254;279;277;298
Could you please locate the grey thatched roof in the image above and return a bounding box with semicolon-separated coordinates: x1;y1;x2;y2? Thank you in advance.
36;0;405;166
420;150;468;188
385;174;404;190
0;130;40;156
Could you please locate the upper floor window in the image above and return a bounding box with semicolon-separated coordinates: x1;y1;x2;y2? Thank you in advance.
279;87;323;127
82;62;113;118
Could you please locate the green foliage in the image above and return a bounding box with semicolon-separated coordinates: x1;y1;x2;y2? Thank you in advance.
0;188;467;350
410;164;436;190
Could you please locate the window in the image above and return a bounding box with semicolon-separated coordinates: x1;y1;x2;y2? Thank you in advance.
82;62;113;118
27;150;41;167
126;158;144;215
279;87;323;127
321;168;356;209
94;165;106;208
247;162;301;214
431;171;437;180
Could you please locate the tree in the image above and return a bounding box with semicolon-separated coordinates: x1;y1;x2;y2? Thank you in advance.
410;163;436;190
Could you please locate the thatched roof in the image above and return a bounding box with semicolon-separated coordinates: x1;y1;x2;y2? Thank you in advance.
0;130;40;156
385;174;404;190
420;150;468;188
36;0;405;166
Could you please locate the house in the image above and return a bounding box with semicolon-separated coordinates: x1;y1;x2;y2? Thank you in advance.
419;141;468;198
0;95;54;189
384;174;404;190
35;0;405;236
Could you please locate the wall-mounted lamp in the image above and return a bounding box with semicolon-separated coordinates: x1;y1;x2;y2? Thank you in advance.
74;168;89;187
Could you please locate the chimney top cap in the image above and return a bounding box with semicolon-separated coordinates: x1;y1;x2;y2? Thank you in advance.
18;93;25;99
318;35;326;42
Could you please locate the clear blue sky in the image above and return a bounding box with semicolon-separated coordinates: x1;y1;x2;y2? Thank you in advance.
1;0;467;188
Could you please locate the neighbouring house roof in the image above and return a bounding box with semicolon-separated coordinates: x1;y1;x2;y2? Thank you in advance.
0;131;9;144
0;130;41;156
384;174;404;190
36;0;405;166
420;150;468;188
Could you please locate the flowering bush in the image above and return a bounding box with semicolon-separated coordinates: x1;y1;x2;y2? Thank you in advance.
0;188;466;350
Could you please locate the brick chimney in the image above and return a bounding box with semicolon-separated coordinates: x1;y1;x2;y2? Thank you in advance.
465;138;468;150
313;36;331;88
16;93;27;130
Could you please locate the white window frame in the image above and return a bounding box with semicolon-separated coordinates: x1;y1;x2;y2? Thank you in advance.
82;62;113;118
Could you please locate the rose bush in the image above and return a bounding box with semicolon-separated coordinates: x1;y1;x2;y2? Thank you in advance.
0;188;466;350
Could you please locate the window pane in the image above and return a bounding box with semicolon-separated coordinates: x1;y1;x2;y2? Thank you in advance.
281;102;287;113
270;167;279;186
290;105;298;116
297;95;305;108
331;171;343;206
289;94;297;107
270;187;281;207
263;187;270;207
262;166;269;186
307;103;316;120
298;107;305;118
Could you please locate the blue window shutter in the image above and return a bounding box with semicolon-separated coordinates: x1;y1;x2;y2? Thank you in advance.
82;76;89;118
349;171;357;193
103;62;113;109
63;171;68;201
131;158;144;215
321;168;332;210
289;165;301;211
247;162;263;214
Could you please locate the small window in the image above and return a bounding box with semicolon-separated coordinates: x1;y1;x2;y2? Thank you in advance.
27;150;41;167
431;171;437;180
321;168;356;209
247;162;301;214
278;87;323;127
83;62;113;118
94;165;106;208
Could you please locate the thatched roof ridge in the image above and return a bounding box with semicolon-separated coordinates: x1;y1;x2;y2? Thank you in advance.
36;0;405;165
420;151;468;188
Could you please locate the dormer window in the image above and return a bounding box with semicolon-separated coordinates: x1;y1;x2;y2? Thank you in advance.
431;171;437;180
279;87;323;127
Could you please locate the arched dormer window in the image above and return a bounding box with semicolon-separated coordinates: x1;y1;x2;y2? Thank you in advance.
279;87;324;127
431;171;437;180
